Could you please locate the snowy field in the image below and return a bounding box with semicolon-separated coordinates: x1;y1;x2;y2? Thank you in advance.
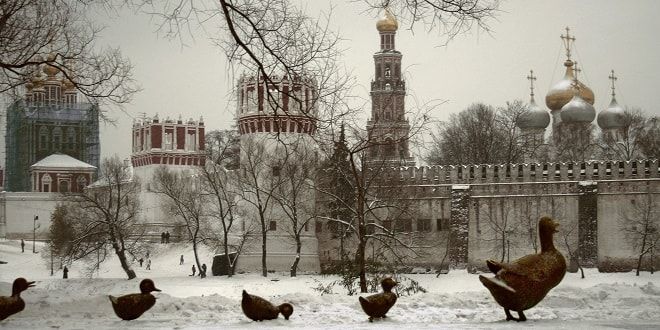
1;240;660;329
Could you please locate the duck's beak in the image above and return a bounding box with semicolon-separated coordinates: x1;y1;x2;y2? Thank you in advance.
153;287;162;292
554;223;560;233
27;281;36;288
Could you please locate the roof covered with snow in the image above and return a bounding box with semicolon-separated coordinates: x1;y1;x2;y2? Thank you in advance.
30;153;96;170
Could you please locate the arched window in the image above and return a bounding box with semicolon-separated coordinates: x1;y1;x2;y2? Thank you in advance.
385;83;391;91
383;138;395;159
52;127;62;150
39;126;49;150
41;174;52;192
59;180;70;193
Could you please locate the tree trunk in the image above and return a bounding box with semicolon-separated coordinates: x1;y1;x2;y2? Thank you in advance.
113;243;136;280
356;238;367;293
290;235;302;277
500;233;506;263
224;230;232;277
262;224;268;277
192;240;202;278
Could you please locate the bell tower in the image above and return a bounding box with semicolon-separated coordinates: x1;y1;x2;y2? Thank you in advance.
366;8;415;166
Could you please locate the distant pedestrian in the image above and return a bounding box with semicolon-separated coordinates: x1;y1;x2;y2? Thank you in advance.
63;266;68;279
165;231;170;244
146;259;151;270
190;264;196;276
146;251;150;259
21;239;25;253
161;232;165;243
139;258;144;267
201;264;207;278
180;255;184;265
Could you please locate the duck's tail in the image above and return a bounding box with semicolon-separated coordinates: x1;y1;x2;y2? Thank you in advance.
479;275;516;293
108;295;117;304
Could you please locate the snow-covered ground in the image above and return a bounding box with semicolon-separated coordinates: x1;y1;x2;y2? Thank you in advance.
1;240;659;329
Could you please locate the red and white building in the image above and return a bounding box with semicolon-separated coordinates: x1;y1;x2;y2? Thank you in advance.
30;153;96;193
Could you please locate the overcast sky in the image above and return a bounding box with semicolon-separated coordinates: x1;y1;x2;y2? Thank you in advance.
96;0;660;160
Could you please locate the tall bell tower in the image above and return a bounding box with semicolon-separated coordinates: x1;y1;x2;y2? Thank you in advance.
366;8;415;167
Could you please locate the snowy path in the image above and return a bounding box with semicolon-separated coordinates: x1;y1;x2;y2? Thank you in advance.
1;240;660;329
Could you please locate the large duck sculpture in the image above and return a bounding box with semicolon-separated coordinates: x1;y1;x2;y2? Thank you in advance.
109;279;161;320
0;278;35;321
358;277;398;322
241;290;293;321
479;217;566;321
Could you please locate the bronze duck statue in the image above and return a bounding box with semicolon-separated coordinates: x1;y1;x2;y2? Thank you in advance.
479;217;566;322
358;277;398;322
241;290;293;321
109;279;161;320
0;278;35;321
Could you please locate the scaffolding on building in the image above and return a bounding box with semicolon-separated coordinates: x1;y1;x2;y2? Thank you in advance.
4;101;100;191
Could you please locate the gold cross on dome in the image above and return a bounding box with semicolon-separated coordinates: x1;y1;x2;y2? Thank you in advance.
609;70;618;98
526;70;537;97
571;62;582;92
561;27;576;61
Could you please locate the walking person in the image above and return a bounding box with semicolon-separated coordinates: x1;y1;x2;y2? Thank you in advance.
190;264;196;276
160;232;165;243
21;239;25;253
63;266;68;279
146;259;151;270
165;231;170;244
180;255;184;265
139;258;144;267
201;264;207;278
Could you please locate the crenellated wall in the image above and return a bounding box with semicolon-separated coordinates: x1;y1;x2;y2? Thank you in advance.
316;159;660;273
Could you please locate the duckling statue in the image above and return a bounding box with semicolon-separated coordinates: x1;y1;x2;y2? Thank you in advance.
0;278;35;321
241;290;293;321
479;217;566;322
358;277;398;322
109;279;161;320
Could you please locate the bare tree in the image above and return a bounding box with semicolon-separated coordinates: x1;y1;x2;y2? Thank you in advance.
637;116;660;160
479;199;517;263
560;220;585;279
50;156;143;279
202;129;242;276
597;108;648;161
427;102;526;165
620;193;659;276
152;166;207;277
1;0;139;107
236;134;282;277
552;122;597;162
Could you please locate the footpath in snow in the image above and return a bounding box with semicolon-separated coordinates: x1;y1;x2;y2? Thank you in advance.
1;240;660;329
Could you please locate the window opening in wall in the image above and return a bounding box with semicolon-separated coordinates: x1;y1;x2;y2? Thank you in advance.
39;126;48;150
272;165;281;176
542;164;548;178
518;165;523;178
436;218;449;231
269;221;277;231
618;162;625;175
469;167;474;180
568;163;574;178
645;160;650;175
457;167;463;180
494;166;499;179
481;167;487;179
395;219;412;232
632;161;638;176
554;164;561;178
505;165;511;178
59;180;69;193
417;219;431;232
531;164;536;178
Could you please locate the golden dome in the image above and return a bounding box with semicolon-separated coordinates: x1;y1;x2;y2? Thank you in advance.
43;64;59;77
545;60;594;111
376;8;398;32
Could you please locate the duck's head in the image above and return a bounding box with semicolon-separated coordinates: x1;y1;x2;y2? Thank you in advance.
381;277;398;291
139;279;161;294
12;277;35;295
539;217;560;234
278;303;294;320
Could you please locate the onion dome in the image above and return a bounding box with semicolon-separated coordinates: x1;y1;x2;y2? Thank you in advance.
518;70;550;130
62;79;75;91
518;97;550;129
376;8;398;32
560;93;596;123
545;60;594;111
597;97;625;129
597;71;625;129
